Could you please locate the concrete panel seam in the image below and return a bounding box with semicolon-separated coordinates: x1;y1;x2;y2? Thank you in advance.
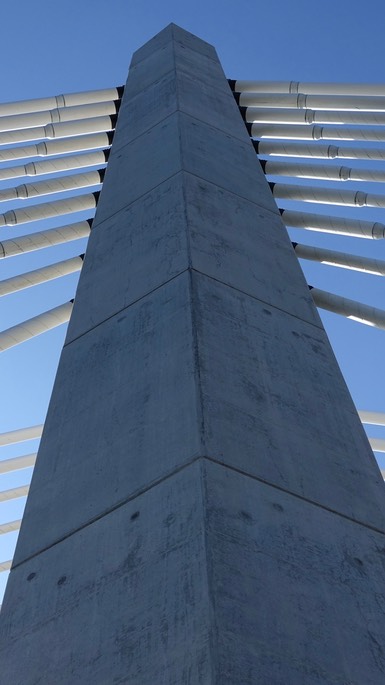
130;24;223;69
125;73;177;116
14;452;385;574
106;100;251;166
177;98;257;145
203;455;385;537
97;108;180;162
182;168;285;220
128;54;230;100
92;161;281;237
66;256;323;350
122;65;176;106
11;454;208;571
66;259;322;351
171;25;222;67
92;166;183;230
65;267;190;347
102;109;279;214
190;266;324;331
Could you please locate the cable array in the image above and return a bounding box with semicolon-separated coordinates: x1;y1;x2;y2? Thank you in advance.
230;79;385;329
230;78;385;475
0;87;121;580
0;86;120;347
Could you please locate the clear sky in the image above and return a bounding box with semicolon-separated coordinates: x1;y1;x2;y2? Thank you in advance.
1;0;385;600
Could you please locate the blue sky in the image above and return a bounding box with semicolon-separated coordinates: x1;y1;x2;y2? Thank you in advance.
1;0;385;600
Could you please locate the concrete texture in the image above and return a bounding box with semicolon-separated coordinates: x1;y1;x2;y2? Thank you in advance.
1;23;385;685
2;459;385;685
202;459;385;685
0;463;213;685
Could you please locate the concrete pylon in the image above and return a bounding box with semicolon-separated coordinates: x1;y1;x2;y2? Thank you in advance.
1;25;385;684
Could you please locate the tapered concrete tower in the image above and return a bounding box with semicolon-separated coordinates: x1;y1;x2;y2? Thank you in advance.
1;25;385;684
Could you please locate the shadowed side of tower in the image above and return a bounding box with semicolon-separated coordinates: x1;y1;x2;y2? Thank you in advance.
1;24;385;684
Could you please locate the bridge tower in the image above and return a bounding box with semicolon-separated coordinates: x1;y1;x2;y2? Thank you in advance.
1;24;385;684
